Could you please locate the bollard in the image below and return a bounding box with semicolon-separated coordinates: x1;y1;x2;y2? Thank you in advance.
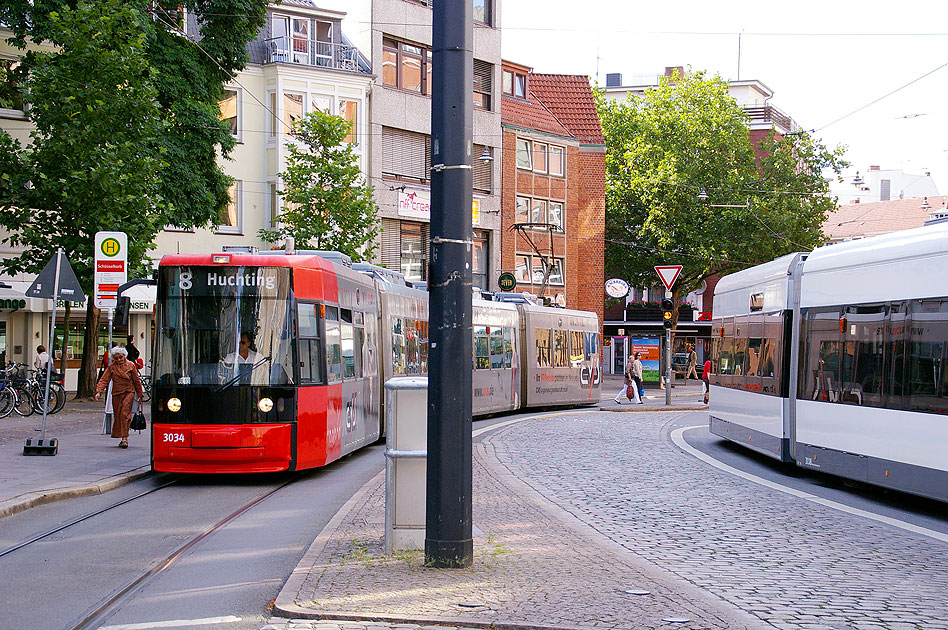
384;376;428;554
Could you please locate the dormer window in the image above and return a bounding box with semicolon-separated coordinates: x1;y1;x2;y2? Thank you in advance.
503;70;526;98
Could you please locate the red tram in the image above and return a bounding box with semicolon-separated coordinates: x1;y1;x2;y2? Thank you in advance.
151;253;380;473
151;251;601;474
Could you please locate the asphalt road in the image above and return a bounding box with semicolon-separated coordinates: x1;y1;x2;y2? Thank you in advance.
0;444;385;630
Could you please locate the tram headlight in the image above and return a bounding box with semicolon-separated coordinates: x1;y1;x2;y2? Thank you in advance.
258;397;274;413
167;397;182;413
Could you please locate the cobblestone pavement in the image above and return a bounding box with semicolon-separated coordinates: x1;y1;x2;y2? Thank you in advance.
489;411;948;630
272;412;768;630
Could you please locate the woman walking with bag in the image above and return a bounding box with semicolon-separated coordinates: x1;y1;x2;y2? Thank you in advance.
94;346;144;448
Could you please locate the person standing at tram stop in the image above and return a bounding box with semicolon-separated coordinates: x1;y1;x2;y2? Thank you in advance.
94;346;145;449
702;357;712;405
125;334;141;365
613;352;644;405
33;345;50;371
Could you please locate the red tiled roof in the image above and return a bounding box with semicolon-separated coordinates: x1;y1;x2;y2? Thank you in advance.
529;74;604;144
501;94;573;138
823;196;947;241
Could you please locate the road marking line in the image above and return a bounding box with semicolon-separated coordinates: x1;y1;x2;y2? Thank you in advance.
100;616;242;630
672;425;948;544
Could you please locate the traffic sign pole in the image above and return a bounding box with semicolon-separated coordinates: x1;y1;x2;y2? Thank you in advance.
40;249;63;443
665;290;672;407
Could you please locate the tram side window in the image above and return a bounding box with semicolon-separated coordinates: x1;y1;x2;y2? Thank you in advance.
418;320;429;373
298;302;323;384
536;328;552;367
759;338;775;378
732;338;746;375
569;330;584;367
584;331;600;361
490;327;504;369
503;327;514;368
325;306;342;383
341;314;356;379
747;338;762;376
392;317;406;375
405;319;420;374
553;330;569;367
474;325;489;369
719;337;733;375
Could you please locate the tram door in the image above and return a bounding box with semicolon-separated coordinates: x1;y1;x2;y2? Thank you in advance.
611;337;627;375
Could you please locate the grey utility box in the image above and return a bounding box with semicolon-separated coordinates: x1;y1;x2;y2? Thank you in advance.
384;376;428;553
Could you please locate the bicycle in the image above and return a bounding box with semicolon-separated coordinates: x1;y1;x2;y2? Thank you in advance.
139;364;152;403
4;363;34;417
26;367;66;415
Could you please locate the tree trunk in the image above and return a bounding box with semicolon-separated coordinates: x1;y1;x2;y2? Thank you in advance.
75;303;101;399
57;300;72;383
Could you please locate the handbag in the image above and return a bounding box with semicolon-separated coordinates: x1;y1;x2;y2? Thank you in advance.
130;410;147;432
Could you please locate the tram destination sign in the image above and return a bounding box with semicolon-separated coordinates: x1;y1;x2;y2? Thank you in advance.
165;266;286;297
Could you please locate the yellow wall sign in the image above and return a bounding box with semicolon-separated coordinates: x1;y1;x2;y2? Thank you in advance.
472;199;480;225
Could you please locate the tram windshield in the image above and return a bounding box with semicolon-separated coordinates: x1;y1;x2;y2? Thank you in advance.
155;266;295;387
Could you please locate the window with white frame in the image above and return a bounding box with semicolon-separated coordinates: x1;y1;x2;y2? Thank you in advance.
515;196;530;223
339;98;358;145
515;195;566;230
516;139;532;170
283;92;304;134
516;138;566;175
549;145;565;176
0;58;26;115
548;201;564;229
515;253;565;286
268;91;277;138
218;87;239;139
218;180;242;234
268;182;280;228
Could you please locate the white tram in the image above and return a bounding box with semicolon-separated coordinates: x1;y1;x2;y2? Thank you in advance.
710;222;948;501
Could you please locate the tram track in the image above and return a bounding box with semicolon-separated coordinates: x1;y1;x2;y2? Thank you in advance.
67;472;305;630
0;475;181;560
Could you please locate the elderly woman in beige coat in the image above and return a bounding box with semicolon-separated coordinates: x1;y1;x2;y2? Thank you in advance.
94;346;144;448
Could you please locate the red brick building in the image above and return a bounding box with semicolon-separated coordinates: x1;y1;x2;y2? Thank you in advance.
500;61;605;326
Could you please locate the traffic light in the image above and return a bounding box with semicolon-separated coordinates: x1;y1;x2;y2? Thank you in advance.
661;298;674;329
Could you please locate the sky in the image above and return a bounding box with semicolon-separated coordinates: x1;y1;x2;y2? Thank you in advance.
500;0;948;201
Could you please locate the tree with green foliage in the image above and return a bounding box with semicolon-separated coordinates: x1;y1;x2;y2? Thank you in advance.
260;110;380;261
595;70;847;328
0;0;268;396
0;0;165;392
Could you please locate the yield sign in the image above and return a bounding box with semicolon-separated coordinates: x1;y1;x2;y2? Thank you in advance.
654;265;683;291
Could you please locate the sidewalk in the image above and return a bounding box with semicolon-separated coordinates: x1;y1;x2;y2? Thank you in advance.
598;373;708;412
0;399;151;519
268;401;759;630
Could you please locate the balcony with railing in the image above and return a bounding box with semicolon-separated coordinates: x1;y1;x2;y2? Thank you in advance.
743;104;798;134
265;36;363;72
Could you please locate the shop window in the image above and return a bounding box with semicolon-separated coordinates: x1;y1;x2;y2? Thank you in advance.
472;231;488;290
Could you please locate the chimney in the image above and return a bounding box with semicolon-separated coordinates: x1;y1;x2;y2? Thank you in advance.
853;199;860;204
605;73;622;87
664;66;684;80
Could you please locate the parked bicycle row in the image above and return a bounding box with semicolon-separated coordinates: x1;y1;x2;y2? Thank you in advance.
0;362;66;418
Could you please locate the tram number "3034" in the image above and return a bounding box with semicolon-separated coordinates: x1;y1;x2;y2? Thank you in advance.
162;433;186;444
